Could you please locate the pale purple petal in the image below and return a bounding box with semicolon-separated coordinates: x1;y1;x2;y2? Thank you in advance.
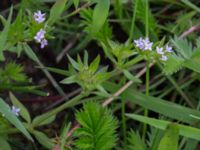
134;37;153;51
160;55;167;61
40;39;48;49
34;29;46;43
11;106;20;116
143;37;150;43
156;46;164;54
34;10;46;24
134;38;144;49
166;45;173;53
144;42;153;51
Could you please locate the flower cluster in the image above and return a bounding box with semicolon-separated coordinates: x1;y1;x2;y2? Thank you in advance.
33;11;48;49
134;37;153;51
134;37;173;61
156;44;173;61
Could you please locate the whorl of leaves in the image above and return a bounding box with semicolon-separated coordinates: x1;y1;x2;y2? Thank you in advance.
126;130;146;150
0;62;27;83
74;102;118;150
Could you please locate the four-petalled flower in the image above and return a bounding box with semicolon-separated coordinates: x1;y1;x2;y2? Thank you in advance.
11;106;20;116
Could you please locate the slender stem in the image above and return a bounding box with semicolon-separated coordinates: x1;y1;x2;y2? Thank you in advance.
145;62;150;97
145;0;149;37
143;0;150;140
145;61;150;96
32;93;87;127
157;63;194;108
24;44;66;96
36;60;66;96
62;2;91;20
143;60;150;139
129;0;139;42
121;94;127;146
115;0;123;19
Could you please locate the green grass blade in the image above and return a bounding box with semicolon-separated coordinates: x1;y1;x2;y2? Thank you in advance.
104;82;200;124
92;0;110;33
126;113;200;141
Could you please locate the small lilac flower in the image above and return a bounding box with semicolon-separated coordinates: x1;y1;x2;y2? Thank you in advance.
34;10;45;24
11;106;20;116
134;37;153;51
34;29;46;43
156;46;164;55
143;38;150;44
134;38;144;49
166;45;173;53
160;55;167;61
40;39;48;48
144;41;153;51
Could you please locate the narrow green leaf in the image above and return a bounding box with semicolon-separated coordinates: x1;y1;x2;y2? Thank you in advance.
84;51;89;66
184;139;198;150
48;0;67;25
37;66;69;76
33;115;56;126
23;44;38;62
73;0;79;9
104;82;200;124
16;43;23;57
157;124;179;150
182;0;200;13
0;15;6;26
60;75;76;84
92;0;110;33
61;123;71;150
67;55;80;70
9;92;31;124
123;70;142;83
89;55;100;73
126;113;200;141
0;98;33;141
0;6;13;61
96;84;110;97
33;131;55;149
